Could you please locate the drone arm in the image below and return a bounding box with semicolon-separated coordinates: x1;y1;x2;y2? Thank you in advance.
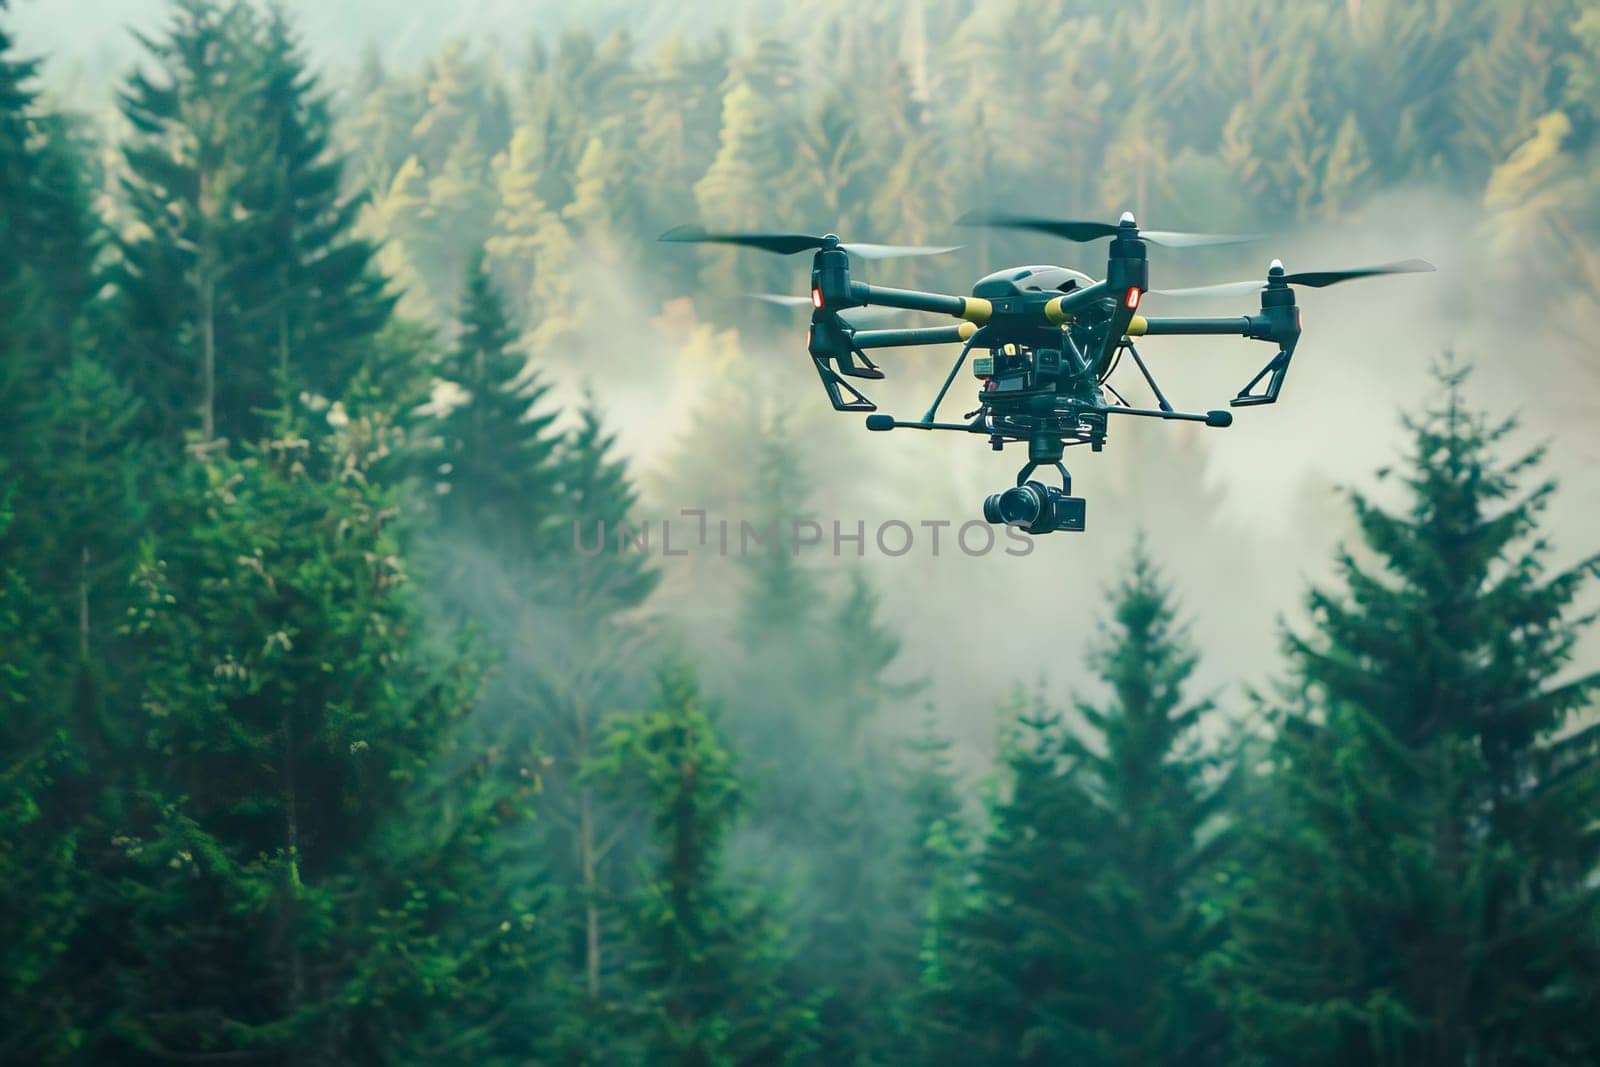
852;323;979;349
849;282;992;323
1129;315;1303;407
1132;316;1253;336
864;414;987;433
1098;405;1234;427
1043;281;1112;324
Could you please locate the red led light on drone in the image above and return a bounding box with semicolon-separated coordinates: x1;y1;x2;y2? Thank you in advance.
1125;287;1142;310
811;287;824;309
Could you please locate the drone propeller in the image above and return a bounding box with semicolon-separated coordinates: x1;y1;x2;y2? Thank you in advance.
1152;257;1436;298
661;224;959;260
955;210;1259;249
752;293;820;308
750;293;901;326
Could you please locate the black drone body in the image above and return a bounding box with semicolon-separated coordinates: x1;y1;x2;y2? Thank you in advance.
661;214;1433;534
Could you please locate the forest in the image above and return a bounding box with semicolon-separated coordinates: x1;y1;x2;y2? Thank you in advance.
3;0;1600;1063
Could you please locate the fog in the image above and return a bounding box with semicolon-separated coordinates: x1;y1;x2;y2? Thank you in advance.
557;183;1600;759
15;0;1599;766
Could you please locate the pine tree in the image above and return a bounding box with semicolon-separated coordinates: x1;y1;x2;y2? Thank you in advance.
922;699;1095;1066
1212;362;1600;1063
1051;543;1232;1065
0;0;92;355
484;122;579;347
112;1;396;449
24;355;148;669
693;76;793;297
95;407;552;1062
430;248;561;551
794;572;925;1067
552;399;661;621
895;709;970;1018
597;662;817;1066
243;8;396;412
0;0;95;479
0;485;95;1063
714;425;922;1065
111;0;266;446
0;19;133;1056
537;400;659;1005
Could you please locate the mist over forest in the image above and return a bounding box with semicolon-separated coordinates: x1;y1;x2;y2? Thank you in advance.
4;0;1600;1063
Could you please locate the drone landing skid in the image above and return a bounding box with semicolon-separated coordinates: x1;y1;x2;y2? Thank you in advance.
813;357;877;412
1232;348;1293;407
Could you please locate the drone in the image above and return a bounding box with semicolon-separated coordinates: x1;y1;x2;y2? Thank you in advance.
661;213;1433;534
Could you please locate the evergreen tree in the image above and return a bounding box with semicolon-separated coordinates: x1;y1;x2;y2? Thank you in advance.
0;18;130;1057
0;487;95;1063
1212;362;1600;1063
112;0;395;449
0;0;93;369
1053;544;1232;1065
922;699;1093;1066
483;121;580;348
692;73;794;297
891;709;971;1058
597;663;817;1066
24;355;147;670
244;8;396;412
899;709;970;973
431;248;561;550
94;409;553;1062
537;400;659;1005
111;0;266;446
0;0;96;488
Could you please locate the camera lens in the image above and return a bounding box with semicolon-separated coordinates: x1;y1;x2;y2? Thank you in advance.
982;481;1085;534
984;484;1047;530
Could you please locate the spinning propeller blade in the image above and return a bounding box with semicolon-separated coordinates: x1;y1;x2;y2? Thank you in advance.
842;241;962;260
749;293;900;326
956;210;1259;248
660;224;957;259
1152;258;1436;298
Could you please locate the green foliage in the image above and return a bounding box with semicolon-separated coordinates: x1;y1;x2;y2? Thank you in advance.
5;3;1600;1064
1212;362;1600;1064
111;0;394;449
928;551;1233;1066
1057;544;1233;1064
431;247;560;550
0;25;130;1059
91;410;555;1063
0;488;95;1063
597;663;818;1066
923;699;1091;1065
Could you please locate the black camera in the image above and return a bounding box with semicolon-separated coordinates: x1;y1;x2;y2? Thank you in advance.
983;480;1087;534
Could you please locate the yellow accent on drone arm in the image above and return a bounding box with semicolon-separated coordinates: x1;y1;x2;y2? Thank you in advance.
958;320;978;340
960;297;992;323
1125;315;1149;337
1044;280;1111;325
